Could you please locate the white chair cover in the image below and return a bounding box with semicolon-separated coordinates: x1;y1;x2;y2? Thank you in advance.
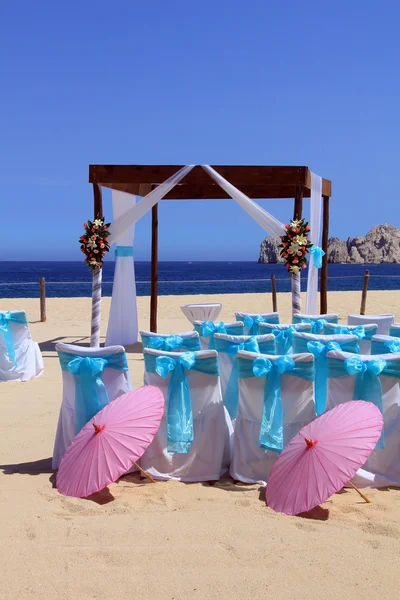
348;314;395;335
193;320;244;350
140;349;232;482
324;322;378;355
327;349;400;487
258;322;312;354
52;343;132;469
230;351;315;484
292;313;339;330
235;311;280;335
214;333;276;423
390;324;400;337
180;303;222;324
0;310;43;382
370;334;400;355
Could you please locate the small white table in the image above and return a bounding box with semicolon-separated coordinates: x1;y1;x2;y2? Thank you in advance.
180;303;222;325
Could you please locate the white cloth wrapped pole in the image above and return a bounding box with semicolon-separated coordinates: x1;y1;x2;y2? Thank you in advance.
291;273;301;318
201;165;286;238
108;165;195;246
305;173;323;314
105;191;138;347
90;268;102;347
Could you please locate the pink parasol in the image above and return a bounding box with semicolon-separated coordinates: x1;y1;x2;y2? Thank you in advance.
57;386;164;498
266;401;383;515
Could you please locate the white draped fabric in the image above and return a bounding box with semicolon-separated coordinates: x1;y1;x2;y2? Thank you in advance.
105;191;138;346
305;172;323;314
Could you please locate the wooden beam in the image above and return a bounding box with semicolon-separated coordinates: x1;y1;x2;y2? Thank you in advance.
93;183;103;218
150;204;158;332
320;195;330;314
293;186;303;220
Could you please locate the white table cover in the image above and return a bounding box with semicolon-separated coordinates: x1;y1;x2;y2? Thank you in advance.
180;303;222;325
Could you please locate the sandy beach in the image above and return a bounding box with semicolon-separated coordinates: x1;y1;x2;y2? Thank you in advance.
1;290;400;600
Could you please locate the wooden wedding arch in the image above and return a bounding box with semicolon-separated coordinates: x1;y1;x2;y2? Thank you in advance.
89;165;332;332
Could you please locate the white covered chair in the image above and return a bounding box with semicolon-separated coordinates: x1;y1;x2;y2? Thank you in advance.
371;334;400;355
0;310;43;382
324;322;378;355
235;311;280;335
52;343;132;469
193;320;244;350
389;324;400;338
140;348;232;482
258;322;312;355
140;330;201;352
214;333;276;420
292;312;339;334
327;349;400;487
293;332;360;416
230;351;315;485
348;314;394;335
180;303;222;325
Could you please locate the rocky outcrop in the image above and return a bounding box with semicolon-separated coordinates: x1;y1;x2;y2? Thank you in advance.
258;224;400;264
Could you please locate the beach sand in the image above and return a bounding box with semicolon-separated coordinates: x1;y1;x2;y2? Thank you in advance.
1;291;400;599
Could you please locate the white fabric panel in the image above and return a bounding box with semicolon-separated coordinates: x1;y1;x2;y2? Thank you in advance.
348;314;394;335
108;165;195;246
105;191;138;347
140;349;233;482
305;173;323;315
324;322;377;354
180;303;222;324
202;165;285;238
0;311;43;382
52;343;132;469
235;312;280;335
230;351;315;485
327;349;400;488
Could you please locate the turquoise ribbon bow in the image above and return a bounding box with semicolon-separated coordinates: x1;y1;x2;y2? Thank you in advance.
238;355;314;453
142;334;201;352
115;246;134;257
0;311;28;367
328;356;387;448
144;352;219;453
293;314;338;334
310;245;325;268
371;338;400;355
242;314;279;335
271;326;296;355
389;326;400;338
58;351;129;434
201;321;226;349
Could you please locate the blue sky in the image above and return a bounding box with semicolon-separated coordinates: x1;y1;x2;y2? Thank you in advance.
2;1;399;261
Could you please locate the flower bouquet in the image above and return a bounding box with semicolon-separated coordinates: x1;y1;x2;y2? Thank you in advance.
79;216;110;270
279;219;313;275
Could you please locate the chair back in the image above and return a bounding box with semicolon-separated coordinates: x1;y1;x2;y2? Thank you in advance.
235;311;280;335
230;351;315;484
389;324;400;338
0;310;43;381
326;349;400;488
348;314;394;335
371;334;400;355
140;330;200;352
324;322;377;354
193;320;244;350
292;313;338;333
258;322;312;354
52;343;131;469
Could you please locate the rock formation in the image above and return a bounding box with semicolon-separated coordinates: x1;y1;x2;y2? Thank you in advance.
258;224;400;264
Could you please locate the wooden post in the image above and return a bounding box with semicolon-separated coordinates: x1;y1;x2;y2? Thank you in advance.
293;186;303;220
150;203;158;332
39;277;46;322
93;183;103;218
360;269;370;315
320;195;330;314
271;274;277;312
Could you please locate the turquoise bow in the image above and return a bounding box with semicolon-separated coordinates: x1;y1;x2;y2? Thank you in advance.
310;245;325;268
307;340;341;416
272;326;296;355
149;335;184;351
243;315;265;335
201;321;226;349
371;338;400;355
0;311;28;367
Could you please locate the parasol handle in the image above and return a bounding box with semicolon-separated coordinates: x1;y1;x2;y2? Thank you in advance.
348;480;371;504
133;462;156;484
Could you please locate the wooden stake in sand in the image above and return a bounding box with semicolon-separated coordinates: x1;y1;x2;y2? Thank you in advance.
348;480;371;504
134;462;156;484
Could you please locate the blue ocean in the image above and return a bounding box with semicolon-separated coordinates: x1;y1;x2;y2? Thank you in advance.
1;262;400;298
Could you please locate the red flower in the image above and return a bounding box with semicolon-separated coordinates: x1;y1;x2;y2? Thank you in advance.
91;227;95;232
285;262;290;268
287;249;293;254
293;257;299;264
306;226;310;231
302;263;307;269
283;252;288;257
297;251;302;256
104;237;108;241
83;223;87;228
94;249;99;254
91;235;96;241
285;224;290;229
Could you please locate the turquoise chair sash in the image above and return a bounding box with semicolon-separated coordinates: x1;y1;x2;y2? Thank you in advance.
271;326;297;355
238;314;280;335
371;338;400;355
327;355;400;448
323;324;376;340
293;336;360;416
238;355;314;453
293;315;338;334
115;246;134;257
141;334;200;352
58;350;129;434
389;326;400;338
193;321;244;349
0;311;28;367
144;352;219;453
215;336;276;418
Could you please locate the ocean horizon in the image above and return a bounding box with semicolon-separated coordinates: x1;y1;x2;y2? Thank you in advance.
1;261;400;298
